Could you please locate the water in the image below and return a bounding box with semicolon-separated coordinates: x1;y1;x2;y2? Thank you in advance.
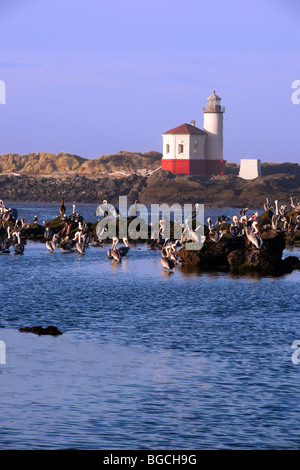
0;202;300;450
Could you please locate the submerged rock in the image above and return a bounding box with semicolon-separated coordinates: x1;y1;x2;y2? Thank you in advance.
19;326;63;336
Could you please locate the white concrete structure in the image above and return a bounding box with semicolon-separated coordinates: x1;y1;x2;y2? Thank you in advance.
239;159;261;180
203;91;225;162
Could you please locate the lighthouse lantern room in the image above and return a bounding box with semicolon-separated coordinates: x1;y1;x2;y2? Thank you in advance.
161;91;226;176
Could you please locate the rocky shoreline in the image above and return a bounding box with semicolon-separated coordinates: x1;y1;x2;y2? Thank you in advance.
0;154;299;207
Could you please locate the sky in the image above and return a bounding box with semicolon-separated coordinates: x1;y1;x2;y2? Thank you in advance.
0;0;299;163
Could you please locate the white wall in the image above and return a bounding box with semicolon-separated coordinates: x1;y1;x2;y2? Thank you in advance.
239;159;262;179
203;112;223;160
162;134;206;160
162;134;189;159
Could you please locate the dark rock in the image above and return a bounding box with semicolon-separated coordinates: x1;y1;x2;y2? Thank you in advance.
19;326;63;336
178;230;299;276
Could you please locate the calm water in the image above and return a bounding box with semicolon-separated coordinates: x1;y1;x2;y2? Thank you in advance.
0;202;300;450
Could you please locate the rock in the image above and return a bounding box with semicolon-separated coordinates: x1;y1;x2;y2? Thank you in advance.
178;230;299;275
19;326;63;336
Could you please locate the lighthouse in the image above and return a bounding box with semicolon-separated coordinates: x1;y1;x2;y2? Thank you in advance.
203;91;225;175
161;91;226;176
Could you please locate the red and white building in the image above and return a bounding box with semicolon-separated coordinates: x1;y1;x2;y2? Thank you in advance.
161;91;226;175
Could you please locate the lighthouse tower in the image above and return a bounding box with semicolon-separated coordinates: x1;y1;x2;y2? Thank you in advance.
203;91;225;175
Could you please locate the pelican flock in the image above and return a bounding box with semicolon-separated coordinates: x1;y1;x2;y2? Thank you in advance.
0;196;299;270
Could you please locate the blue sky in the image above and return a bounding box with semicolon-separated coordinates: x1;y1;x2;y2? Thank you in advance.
0;0;299;163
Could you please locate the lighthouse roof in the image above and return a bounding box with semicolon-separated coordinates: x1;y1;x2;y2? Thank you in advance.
207;90;221;101
162;123;207;135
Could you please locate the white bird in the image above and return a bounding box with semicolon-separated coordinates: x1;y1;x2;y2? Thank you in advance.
271;200;281;230
160;245;176;272
245;221;263;249
12;231;24;255
207;218;225;242
46;233;59;252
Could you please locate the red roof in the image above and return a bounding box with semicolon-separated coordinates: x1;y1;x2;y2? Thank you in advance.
162;123;207;135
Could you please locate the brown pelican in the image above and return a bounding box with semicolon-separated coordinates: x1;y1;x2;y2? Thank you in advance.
74;231;85;254
109;205;120;218
110;237;122;262
46;233;59;252
107;237;121;262
207;218;225;242
290;197;300;212
271;200;281;230
60;198;66;218
68;204;76;221
180;219;206;247
294;215;300;231
187;203;199;220
230;216;244;237
161;245;176;272
168;240;181;263
215;214;231;225
118;238;130;257
245;220;263;249
12;231;24;255
0;226;12;253
279;205;287;217
264;198;273;211
147;222;163;249
238;208;248;218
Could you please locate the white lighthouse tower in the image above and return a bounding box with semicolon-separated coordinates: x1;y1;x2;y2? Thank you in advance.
203;91;225;175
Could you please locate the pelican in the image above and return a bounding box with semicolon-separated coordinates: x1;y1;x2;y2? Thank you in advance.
107;237;121;262
109;205;120;218
0;226;12;253
279;205;287;217
68;204;76;221
60;198;66;218
187;203;199;220
169;240;181;263
118;238;130;257
207;218;225;242
230;216;243;237
215;214;231;225
245;220;263;249
271;200;281;230
46;233;59;252
294;215;300;231
290;197;300;211
161;245;176;272
111;237;122;262
238;208;248;217
180;220;206;247
264;198;273;211
13;231;24;255
75;231;85;254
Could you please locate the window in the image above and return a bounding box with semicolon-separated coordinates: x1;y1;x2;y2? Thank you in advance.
166;144;170;154
178;144;184;154
193;142;198;154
